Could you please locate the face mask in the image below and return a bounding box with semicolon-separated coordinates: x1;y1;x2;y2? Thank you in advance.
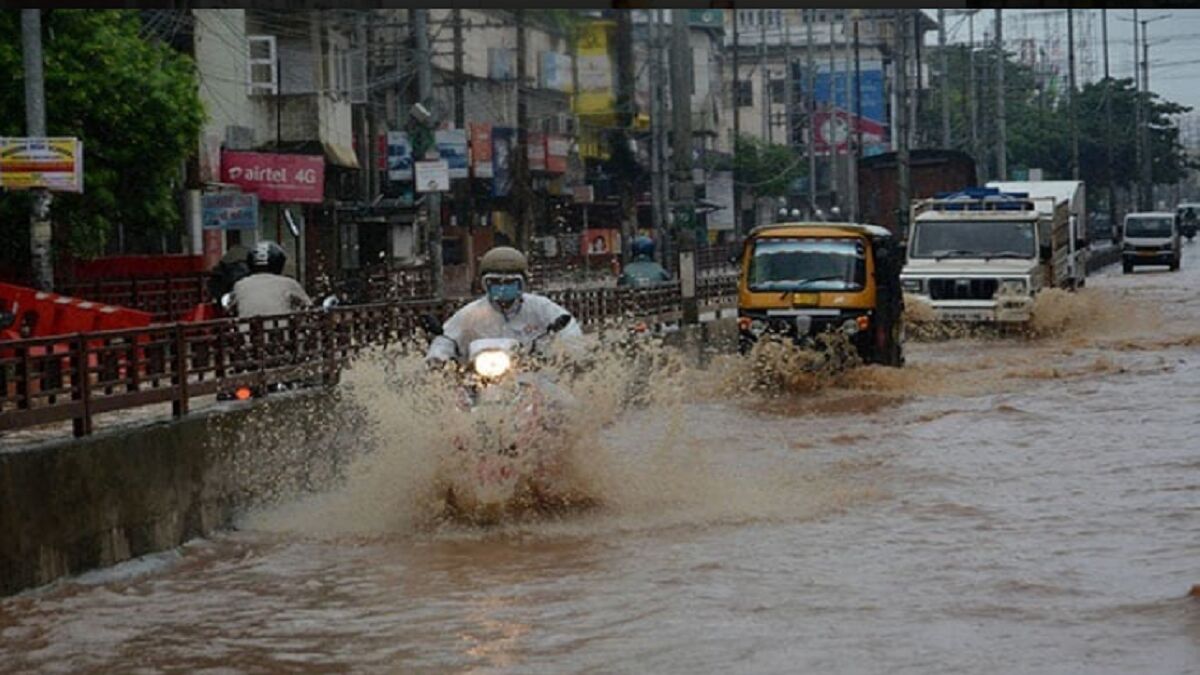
485;279;523;306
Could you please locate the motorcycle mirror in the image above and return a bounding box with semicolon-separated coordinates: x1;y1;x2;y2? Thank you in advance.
220;293;235;311
419;314;444;336
321;295;340;311
548;314;573;333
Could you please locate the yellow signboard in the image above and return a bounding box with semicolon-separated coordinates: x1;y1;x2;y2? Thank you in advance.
0;137;84;192
573;21;615;120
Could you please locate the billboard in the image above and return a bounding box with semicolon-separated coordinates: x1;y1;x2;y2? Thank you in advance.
0;137;83;192
803;61;888;156
492;127;514;197
220;151;324;203
470;123;493;178
387;131;413;182
575;21;614;117
435;129;468;179
201;192;258;230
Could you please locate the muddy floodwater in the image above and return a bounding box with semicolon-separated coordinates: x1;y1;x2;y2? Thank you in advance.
3;249;1200;674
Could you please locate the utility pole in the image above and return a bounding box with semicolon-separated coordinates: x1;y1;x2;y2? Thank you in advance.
1068;9;1079;180
828;16;839;213
843;12;856;221
612;10;636;265
515;10;536;253
969;10;979;178
895;9;911;238
732;9;741;239
671;8;698;323
452;8;471;239
1140;15;1168;209
938;9;950;147
412;9;442;297
1131;9;1142;211
760;17;770;144
1103;9;1116;233
21;9;53;290
853;12;863;163
649;10;666;254
805;9;817;216
994;9;1006;181
783;14;795;148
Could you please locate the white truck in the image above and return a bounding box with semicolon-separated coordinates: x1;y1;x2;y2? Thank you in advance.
900;186;1088;323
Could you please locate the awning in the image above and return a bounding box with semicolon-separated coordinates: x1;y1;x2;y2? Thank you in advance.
323;142;360;169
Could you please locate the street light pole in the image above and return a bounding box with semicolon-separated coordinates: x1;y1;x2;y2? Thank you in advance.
994;9;1007;181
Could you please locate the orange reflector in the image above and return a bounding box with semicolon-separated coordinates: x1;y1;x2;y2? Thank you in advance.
235;387;253;401
856;315;870;331
738;316;752;331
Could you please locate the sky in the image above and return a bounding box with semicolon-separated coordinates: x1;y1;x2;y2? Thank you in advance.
932;9;1200;113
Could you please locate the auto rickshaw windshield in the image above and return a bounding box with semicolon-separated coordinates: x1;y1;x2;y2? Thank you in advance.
747;237;866;292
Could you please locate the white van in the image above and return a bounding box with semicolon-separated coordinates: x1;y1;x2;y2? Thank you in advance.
1122;212;1181;273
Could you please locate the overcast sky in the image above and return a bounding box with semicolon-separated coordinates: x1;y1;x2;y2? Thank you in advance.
932;9;1200;114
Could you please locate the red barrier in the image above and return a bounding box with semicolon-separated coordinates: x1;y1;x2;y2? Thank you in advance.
0;282;153;339
62;255;205;281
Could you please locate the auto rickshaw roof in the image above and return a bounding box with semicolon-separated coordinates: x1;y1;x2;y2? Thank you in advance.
747;222;893;240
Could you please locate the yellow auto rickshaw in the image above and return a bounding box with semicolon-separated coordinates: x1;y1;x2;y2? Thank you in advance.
736;222;905;366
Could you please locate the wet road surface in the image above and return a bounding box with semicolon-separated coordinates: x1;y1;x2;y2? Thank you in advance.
2;246;1199;674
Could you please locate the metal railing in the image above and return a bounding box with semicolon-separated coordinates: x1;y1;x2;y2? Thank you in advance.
1;276;738;437
56;275;211;323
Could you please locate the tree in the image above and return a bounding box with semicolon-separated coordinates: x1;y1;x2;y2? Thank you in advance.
0;10;204;272
919;43;1196;193
732;133;806;200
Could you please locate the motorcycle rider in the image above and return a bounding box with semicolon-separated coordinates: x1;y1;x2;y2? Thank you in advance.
427;246;583;365
617;235;671;288
229;241;312;317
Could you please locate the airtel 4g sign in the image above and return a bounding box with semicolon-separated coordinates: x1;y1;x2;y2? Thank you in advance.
220;151;325;203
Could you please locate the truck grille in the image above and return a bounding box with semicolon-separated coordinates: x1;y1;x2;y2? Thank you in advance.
928;278;998;301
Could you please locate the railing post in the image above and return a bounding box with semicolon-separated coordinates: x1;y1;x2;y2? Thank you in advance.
172;322;189;418
17;344;31;410
251;317;265;393
72;333;92;437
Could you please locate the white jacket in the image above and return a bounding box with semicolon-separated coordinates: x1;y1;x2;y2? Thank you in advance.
231;273;311;318
426;293;583;364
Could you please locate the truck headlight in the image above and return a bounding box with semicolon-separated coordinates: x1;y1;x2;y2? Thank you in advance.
901;278;923;293
997;278;1028;296
473;350;512;378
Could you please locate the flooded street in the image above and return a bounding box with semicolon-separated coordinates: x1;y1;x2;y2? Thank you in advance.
3;250;1200;674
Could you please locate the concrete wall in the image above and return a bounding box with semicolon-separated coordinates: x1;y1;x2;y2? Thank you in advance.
0;390;359;596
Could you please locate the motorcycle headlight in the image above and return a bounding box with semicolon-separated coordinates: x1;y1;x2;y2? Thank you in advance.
901;278;923;294
473;350;512;379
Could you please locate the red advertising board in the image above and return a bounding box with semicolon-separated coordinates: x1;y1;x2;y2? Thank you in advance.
528;132;546;172
545;134;569;174
220;151;325;203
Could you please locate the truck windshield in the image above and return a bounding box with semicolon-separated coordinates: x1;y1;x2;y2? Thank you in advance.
910;221;1037;259
748;238;866;292
1125;217;1174;238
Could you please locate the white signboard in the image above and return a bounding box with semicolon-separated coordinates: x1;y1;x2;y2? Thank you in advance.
415;160;449;192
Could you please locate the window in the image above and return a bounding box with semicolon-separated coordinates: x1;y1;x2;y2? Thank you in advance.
247;35;277;96
770;78;785;103
736;80;754;107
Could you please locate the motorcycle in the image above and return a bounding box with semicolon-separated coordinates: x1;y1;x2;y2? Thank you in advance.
216;293;341;401
421;313;594;523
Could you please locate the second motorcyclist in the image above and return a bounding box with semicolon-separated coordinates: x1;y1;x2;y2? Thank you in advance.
228;241;312;317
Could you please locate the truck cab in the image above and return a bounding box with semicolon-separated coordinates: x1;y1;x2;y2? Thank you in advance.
1122;212;1181;273
900;188;1079;324
737;223;905;366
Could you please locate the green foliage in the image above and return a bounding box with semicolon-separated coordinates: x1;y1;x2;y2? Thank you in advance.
733;133;806;199
0;10;205;261
919;44;1195;189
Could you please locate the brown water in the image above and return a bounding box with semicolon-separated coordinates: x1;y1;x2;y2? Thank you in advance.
4;250;1200;674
